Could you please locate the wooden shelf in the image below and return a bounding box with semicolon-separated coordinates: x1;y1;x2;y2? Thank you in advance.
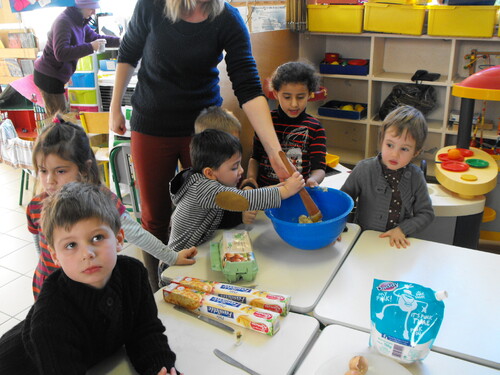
300;32;500;166
0;48;38;59
0;75;23;85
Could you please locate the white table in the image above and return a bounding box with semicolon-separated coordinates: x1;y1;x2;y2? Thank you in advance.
314;230;500;369
162;211;361;313
296;325;499;375
321;166;486;245
88;291;320;375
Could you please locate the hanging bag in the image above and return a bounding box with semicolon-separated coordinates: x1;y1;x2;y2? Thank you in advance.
379;83;437;120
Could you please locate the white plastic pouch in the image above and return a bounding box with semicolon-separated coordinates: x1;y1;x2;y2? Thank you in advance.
370;279;447;363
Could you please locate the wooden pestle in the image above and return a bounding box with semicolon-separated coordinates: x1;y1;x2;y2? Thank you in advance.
278;150;323;223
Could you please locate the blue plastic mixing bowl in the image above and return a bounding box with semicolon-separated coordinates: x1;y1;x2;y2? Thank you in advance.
265;187;354;250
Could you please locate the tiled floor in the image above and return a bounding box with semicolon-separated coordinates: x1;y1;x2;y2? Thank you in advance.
0;162;143;337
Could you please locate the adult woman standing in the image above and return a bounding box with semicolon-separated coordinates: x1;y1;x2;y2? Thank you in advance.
34;0;120;119
109;0;287;289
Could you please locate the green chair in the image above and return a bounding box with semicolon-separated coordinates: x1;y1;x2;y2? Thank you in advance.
109;142;141;223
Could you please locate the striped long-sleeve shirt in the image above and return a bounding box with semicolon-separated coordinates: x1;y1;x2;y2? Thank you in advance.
168;169;282;251
252;106;327;187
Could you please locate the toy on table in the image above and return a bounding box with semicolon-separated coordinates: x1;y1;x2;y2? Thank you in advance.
210;230;258;283
435;146;497;198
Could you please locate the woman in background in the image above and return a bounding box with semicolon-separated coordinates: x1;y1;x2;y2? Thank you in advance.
34;0;120;119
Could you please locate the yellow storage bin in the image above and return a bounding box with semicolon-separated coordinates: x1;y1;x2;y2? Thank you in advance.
366;0;424;4
427;5;499;37
68;89;98;105
76;55;93;71
307;5;364;33
363;3;426;35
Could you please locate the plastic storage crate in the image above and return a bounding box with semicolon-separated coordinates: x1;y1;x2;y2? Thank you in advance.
366;0;421;4
427;5;498;37
444;0;495;4
320;59;369;75
70;104;99;113
76;55;93;71
69;72;95;88
318;100;367;120
68;89;98;105
99;59;117;71
307;4;364;33
363;3;426;35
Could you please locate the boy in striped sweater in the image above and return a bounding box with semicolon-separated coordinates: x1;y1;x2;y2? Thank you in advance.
160;129;304;279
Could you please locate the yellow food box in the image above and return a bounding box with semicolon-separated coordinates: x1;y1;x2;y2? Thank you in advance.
163;284;280;336
427;5;498;38
170;276;291;316
363;3;426;35
307;4;364;33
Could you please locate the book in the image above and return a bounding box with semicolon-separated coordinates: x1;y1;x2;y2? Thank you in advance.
4;58;23;77
19;59;34;76
7;32;36;48
7;33;22;48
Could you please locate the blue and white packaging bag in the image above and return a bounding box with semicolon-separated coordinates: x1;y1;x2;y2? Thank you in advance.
370;279;447;363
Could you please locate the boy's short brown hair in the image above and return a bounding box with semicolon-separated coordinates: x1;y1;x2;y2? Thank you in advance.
41;182;121;247
194;106;241;137
380;105;428;151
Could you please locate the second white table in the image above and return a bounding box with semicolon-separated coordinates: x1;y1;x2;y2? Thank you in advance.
162;211;360;313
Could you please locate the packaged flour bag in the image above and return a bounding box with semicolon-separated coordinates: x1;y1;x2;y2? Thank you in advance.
370;279;447;363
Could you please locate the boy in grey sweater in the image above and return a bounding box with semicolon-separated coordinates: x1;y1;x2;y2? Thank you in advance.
341;105;434;249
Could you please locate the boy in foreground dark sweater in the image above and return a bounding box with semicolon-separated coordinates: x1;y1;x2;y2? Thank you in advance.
0;182;180;375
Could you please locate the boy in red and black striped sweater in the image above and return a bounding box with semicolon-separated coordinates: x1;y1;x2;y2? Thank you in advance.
248;61;327;188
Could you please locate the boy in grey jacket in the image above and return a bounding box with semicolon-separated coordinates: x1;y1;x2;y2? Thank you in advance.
341;105;434;248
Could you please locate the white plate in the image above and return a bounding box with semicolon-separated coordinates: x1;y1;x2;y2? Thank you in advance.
316;352;412;375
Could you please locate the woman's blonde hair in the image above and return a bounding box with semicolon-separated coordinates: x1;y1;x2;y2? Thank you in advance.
163;0;224;22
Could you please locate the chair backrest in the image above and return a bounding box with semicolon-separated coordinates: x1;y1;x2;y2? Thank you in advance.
80;112;109;135
109;142;141;221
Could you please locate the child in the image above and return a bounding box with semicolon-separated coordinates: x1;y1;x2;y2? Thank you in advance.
0;182;180;375
194;106;241;138
248;61;327;188
166;128;304;257
341;105;435;249
195;106;258;225
28;116;196;297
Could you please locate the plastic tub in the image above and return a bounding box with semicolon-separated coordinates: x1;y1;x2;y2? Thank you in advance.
307;4;364;33
69;72;95;88
68;89;98;105
363;3;426;35
76;55;93;71
427;5;498;37
318;100;367;120
265;187;354;250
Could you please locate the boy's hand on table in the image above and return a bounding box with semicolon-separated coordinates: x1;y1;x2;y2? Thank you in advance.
379;227;410;249
157;367;183;375
175;247;198;265
242;210;257;224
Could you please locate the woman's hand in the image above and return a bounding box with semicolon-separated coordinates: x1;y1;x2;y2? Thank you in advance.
175;247;198;265
91;38;106;52
109;106;127;135
268;150;289;181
